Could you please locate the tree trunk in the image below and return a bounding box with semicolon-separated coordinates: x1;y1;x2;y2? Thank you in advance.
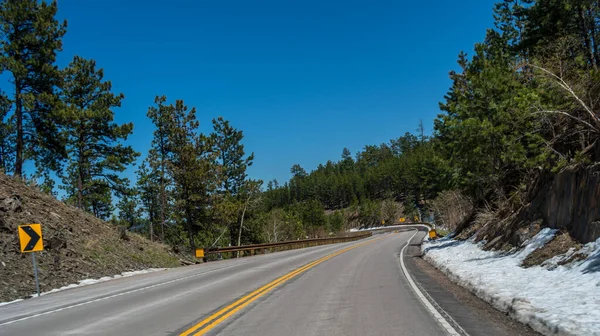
236;199;248;258
150;211;154;242
588;7;599;66
578;6;596;68
77;130;84;210
0;138;6;173
186;207;195;251
148;202;155;240
159;128;166;242
184;188;195;251
159;171;164;241
14;82;23;178
77;167;83;209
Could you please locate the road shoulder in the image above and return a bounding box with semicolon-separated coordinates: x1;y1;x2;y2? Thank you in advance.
404;234;540;336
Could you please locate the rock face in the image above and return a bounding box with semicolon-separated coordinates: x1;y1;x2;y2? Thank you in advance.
456;142;600;247
525;164;600;243
539;164;600;243
474;161;600;248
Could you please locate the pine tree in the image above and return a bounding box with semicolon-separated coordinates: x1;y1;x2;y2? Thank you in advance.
117;189;141;229
164;99;217;250
520;0;600;67
136;160;161;239
290;164;307;178
212;117;254;196
147;96;171;241
493;0;526;53
340;148;354;173
299;199;327;236
0;0;67;177
212;116;255;246
329;210;345;233
88;182;113;220
59;56;139;215
390;132;418;156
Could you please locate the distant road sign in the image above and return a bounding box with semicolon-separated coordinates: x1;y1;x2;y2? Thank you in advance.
399;217;406;223
18;224;43;253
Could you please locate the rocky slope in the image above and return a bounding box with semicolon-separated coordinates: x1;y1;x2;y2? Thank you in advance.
0;173;182;302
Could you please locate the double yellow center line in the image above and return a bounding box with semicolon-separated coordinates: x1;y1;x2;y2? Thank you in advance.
180;235;386;336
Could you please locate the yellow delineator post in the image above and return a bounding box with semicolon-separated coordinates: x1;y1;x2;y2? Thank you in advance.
18;224;43;297
428;229;437;239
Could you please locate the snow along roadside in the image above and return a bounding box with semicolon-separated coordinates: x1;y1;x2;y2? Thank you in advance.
422;228;600;336
0;268;166;307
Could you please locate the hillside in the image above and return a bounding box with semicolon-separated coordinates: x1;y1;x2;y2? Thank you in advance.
0;173;182;302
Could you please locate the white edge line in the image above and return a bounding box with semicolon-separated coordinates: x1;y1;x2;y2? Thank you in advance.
0;263;243;327
399;229;463;336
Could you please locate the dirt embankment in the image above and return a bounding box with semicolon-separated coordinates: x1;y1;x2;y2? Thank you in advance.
0;173;182;302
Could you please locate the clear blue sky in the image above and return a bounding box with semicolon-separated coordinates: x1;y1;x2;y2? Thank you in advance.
54;0;497;186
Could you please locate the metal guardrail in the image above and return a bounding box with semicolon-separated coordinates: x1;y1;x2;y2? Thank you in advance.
361;223;438;239
197;232;372;260
360;222;433;232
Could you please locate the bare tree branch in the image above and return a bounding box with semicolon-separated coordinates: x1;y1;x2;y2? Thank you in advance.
532;110;599;132
530;64;600;130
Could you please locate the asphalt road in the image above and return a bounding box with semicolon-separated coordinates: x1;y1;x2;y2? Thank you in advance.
0;231;454;335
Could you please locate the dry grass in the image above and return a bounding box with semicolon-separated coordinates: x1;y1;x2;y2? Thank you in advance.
522;232;582;267
430;190;474;232
380;199;403;224
455;207;496;241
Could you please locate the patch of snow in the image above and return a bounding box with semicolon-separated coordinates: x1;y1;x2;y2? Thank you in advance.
121;269;165;277
30;269;166;298
0;268;167;307
422;228;600;336
0;298;23;307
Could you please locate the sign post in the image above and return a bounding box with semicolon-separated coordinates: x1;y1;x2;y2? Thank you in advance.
18;224;44;297
31;252;40;297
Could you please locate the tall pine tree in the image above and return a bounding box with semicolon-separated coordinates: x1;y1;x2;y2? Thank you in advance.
165;99;217;250
0;0;67;177
147;96;171;241
212;117;255;246
212;117;254;196
136;160;161;238
59;56;138;216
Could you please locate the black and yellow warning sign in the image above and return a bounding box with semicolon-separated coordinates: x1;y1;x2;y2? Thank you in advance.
18;224;43;253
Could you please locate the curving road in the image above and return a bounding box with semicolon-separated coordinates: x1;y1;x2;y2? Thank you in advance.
0;231;534;336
